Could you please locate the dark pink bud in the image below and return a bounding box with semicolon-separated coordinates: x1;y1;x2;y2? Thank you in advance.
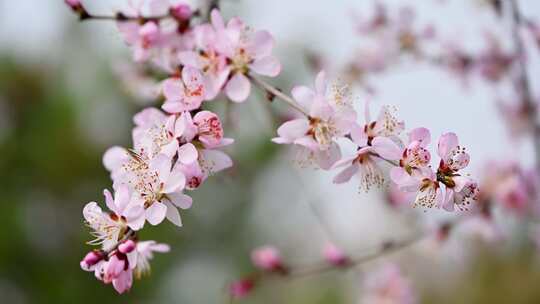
171;4;193;21
251;246;285;272
229;278;255;299
80;250;103;269
118;239;136;254
323;243;349;267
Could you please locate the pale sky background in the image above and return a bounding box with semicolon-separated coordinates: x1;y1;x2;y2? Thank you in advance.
1;0;540;302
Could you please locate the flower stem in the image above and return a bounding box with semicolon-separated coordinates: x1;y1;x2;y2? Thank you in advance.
247;73;310;116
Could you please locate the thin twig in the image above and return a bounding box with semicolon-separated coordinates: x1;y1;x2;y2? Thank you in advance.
247;73;310;116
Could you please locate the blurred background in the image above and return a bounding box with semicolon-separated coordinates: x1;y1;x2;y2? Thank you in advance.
1;0;540;303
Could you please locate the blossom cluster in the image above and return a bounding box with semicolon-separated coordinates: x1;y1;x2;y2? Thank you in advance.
72;0;280;293
272;71;479;211
68;0;481;297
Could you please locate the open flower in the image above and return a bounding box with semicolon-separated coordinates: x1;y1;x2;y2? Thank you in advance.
272;71;356;169
162;66;206;113
178;23;230;100
103;185;145;230
209;9;281;102
390;127;431;181
392;168;444;209
436;132;477;211
117;21;162;62
83;186;144;251
332;137;400;192
135;153;192;226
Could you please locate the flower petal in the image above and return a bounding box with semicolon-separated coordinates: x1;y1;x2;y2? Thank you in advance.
163;200;182;227
225;73;251;102
437;132;458;159
291;86;315;110
273;118;309;143
372;136;402;160
167;192;193;209
178;143;199;165
333;164;359;184
145;202;167;225
162;168;186;194
409;127;431;147
250;56;281;77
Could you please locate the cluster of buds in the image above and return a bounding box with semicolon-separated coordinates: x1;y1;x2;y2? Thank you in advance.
230;243;350;299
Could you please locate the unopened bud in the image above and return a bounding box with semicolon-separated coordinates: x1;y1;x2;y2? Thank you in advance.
80;250;103;270
118;239;137;254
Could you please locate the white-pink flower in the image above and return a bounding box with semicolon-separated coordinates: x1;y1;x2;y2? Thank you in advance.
209;9;281;102
178;23;230;100
389;127;431;186
272;71;356;169
83;186;144;250
392;167;444;209
436;132;476;211
162;66;206;113
117;21;161;62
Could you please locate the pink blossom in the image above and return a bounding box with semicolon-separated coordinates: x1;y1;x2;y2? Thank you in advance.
361;264;416;304
391;168;444;209
332;146;386;192
134;153;192;227
209;9;281;102
131;109;179;159
83;201;129;251
117;21;162;62
175;147;233;190
390;127;431;183
251;246;284;272
229;278;255;299
178;24;230;100
436;133;477;211
323;242;349;267
332;101;403;191
272;71;356;169
193;111;234;149
162;67;206;113
103;185;145;230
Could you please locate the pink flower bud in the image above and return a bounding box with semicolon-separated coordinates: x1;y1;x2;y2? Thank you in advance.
251;246;284;272
323;243;349;267
170;4;193;21
65;0;81;9
80;250;103;270
118;240;136;254
229;278;255;299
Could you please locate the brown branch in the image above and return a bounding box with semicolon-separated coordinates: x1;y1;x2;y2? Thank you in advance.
509;0;540;168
